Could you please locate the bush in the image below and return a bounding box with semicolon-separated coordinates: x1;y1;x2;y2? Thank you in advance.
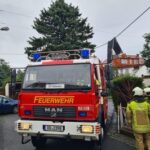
111;75;143;111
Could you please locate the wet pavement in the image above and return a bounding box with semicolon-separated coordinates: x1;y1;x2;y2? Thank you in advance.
0;99;135;150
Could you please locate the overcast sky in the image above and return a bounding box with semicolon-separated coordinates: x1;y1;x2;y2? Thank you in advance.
0;0;150;67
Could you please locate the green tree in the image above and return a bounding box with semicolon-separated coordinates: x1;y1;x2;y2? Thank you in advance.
111;75;143;111
141;33;150;67
25;0;95;57
16;69;24;82
0;59;11;87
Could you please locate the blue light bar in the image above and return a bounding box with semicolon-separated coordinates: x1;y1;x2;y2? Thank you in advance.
80;49;90;58
33;53;41;61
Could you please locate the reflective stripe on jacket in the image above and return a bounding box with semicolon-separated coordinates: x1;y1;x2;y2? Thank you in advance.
126;100;150;133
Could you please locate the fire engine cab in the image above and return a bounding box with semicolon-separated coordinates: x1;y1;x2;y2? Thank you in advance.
15;49;108;149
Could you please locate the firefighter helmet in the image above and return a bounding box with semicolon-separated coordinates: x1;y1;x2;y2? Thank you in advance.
132;87;143;96
144;87;150;95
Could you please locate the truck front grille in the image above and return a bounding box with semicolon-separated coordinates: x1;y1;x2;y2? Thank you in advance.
33;106;76;118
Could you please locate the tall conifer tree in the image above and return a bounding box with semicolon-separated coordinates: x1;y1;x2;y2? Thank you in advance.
25;0;95;57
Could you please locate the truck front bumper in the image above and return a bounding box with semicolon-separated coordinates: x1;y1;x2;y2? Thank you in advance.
15;120;101;141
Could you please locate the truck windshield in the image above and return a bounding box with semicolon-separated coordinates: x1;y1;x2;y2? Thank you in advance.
22;64;91;90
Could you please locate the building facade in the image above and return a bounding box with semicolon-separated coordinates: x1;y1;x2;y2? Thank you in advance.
112;53;150;86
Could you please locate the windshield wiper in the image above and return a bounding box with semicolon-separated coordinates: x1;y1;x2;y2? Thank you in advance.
25;83;90;92
64;84;90;91
26;82;61;88
65;84;89;88
26;82;46;88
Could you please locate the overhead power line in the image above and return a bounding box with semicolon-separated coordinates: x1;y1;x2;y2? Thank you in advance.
95;42;108;49
96;6;150;49
1;6;150;54
0;53;25;55
115;6;150;38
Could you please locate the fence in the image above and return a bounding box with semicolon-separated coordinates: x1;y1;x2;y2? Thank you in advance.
117;104;133;135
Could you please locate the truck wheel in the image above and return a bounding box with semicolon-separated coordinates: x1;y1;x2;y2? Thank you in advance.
13;106;18;114
31;136;47;148
92;127;104;150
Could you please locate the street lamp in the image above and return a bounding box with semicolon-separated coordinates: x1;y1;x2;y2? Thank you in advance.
0;26;9;31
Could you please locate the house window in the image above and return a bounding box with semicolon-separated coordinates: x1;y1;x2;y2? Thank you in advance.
121;59;127;64
134;59;138;64
130;59;132;65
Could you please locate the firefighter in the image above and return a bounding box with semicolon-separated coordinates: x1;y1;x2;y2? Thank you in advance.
126;87;150;150
144;87;150;150
144;87;150;103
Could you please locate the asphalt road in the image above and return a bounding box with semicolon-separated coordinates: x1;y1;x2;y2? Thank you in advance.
0;114;135;150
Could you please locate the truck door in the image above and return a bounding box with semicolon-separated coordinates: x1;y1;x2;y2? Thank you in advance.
94;64;108;123
94;64;101;102
100;65;108;121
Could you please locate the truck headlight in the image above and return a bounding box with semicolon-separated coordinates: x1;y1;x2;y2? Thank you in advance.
81;125;93;134
18;122;32;130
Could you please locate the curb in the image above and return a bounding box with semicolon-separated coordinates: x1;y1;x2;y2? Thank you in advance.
120;127;134;138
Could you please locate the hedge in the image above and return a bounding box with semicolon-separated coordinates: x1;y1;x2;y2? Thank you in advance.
111;75;144;111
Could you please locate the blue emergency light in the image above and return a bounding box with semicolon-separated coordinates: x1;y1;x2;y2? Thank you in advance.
80;49;90;58
79;111;87;117
24;110;31;115
33;53;41;61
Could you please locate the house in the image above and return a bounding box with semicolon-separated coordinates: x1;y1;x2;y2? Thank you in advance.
111;53;150;86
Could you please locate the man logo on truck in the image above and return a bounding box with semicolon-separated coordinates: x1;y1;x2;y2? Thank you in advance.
44;107;63;117
44;107;63;113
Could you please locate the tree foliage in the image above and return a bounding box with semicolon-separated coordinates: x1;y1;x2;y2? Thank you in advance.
111;75;143;111
0;59;24;89
25;0;95;57
16;69;24;82
0;59;11;87
141;33;150;67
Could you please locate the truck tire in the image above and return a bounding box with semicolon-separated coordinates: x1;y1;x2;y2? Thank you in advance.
101;114;106;132
92;127;104;150
31;136;47;148
98;105;106;131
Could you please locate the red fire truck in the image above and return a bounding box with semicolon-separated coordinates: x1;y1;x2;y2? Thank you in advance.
15;49;108;149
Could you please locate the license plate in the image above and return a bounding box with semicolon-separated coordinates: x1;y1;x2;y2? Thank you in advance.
43;125;64;132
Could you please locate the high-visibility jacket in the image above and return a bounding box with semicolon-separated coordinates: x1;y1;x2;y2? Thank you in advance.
126;100;150;133
145;96;150;103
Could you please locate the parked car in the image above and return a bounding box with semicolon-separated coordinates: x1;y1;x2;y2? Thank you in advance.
0;95;18;114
